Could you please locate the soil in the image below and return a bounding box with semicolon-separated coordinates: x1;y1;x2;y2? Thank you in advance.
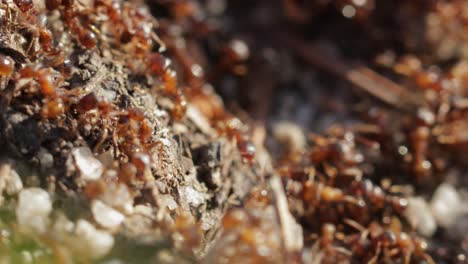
0;0;467;263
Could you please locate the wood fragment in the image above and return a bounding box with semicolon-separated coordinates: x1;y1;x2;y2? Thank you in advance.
279;34;423;111
269;175;303;253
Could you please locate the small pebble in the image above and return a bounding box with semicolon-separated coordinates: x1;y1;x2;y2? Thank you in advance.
72;147;104;181
430;183;463;228
404;197;436;237
179;186;205;208
100;183;134;214
159;195;178;211
92;200;125;230
16;188;52;233
75;219;114;259
0;162;23;196
4;168;23;195
272;121;306;153
37;147;54;169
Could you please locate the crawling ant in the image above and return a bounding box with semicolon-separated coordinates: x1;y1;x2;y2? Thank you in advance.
72;92;158;173
309;131;363;165
0;54;14;77
315;223;352;261
44;0;99;49
350;179;408;214
76;92;99;114
13;0;33;13
149;55;188;120
281;166;358;205
37;68;57;96
25;26;55;55
237;139;256;164
78;28;98;49
218;39;250;76
2;5;56;56
229;127;256;165
410;126;432;179
12;66;64;119
4;8;57;57
302;179;362;207
345;219;435;264
0;54;14;90
95;0;122;23
172;90;187;120
148;52;171;76
216;116;256;164
170;42;205;87
96;0;158;53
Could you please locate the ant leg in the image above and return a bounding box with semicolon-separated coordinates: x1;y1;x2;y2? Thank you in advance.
367;244;381;264
112;129;120;159
332;246;352;257
403;251;411;264
342;195;363;206
421;253;435;264
9;5;19;32
3;3;12;31
30;48;43;58
151;32;166;52
344;218;366;232
93;127;108;153
26;30;38;55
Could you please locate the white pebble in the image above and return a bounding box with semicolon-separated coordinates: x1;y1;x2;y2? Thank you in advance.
133;205;154;216
272;121;306;153
53;214;75;233
100;184;133;214
430;183;462;228
159;195;178;211
75;220;114;259
16;188;52;233
179;186;205;208
92;200;125;230
72;147;104;181
0;162;23;196
404;197;436;237
5;169;23;195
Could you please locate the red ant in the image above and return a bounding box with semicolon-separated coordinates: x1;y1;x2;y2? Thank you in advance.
345;219;435;264
0;55;14;77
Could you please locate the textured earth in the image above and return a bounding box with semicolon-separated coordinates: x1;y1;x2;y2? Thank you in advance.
0;0;467;263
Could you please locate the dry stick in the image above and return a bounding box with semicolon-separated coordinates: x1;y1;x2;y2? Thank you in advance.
269;176;304;255
279;34;423;112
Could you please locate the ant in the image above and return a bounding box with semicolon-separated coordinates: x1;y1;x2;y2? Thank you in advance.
312;223;353;262
345;219;435;264
148;53;188;120
350;179;408;214
0;54;14;89
12;66;65;119
37;68;64;118
0;54;14;77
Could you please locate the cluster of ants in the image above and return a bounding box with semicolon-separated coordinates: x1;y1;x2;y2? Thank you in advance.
2;0;468;262
275;127;434;263
163;0;467;263
0;0;256;184
1;0;258;259
0;0;155;187
279;1;468;263
148;0;257;164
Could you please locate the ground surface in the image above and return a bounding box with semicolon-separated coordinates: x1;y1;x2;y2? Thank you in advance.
0;0;467;263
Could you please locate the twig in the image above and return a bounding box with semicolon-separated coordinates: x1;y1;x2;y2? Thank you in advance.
278;33;423;112
269;175;304;255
